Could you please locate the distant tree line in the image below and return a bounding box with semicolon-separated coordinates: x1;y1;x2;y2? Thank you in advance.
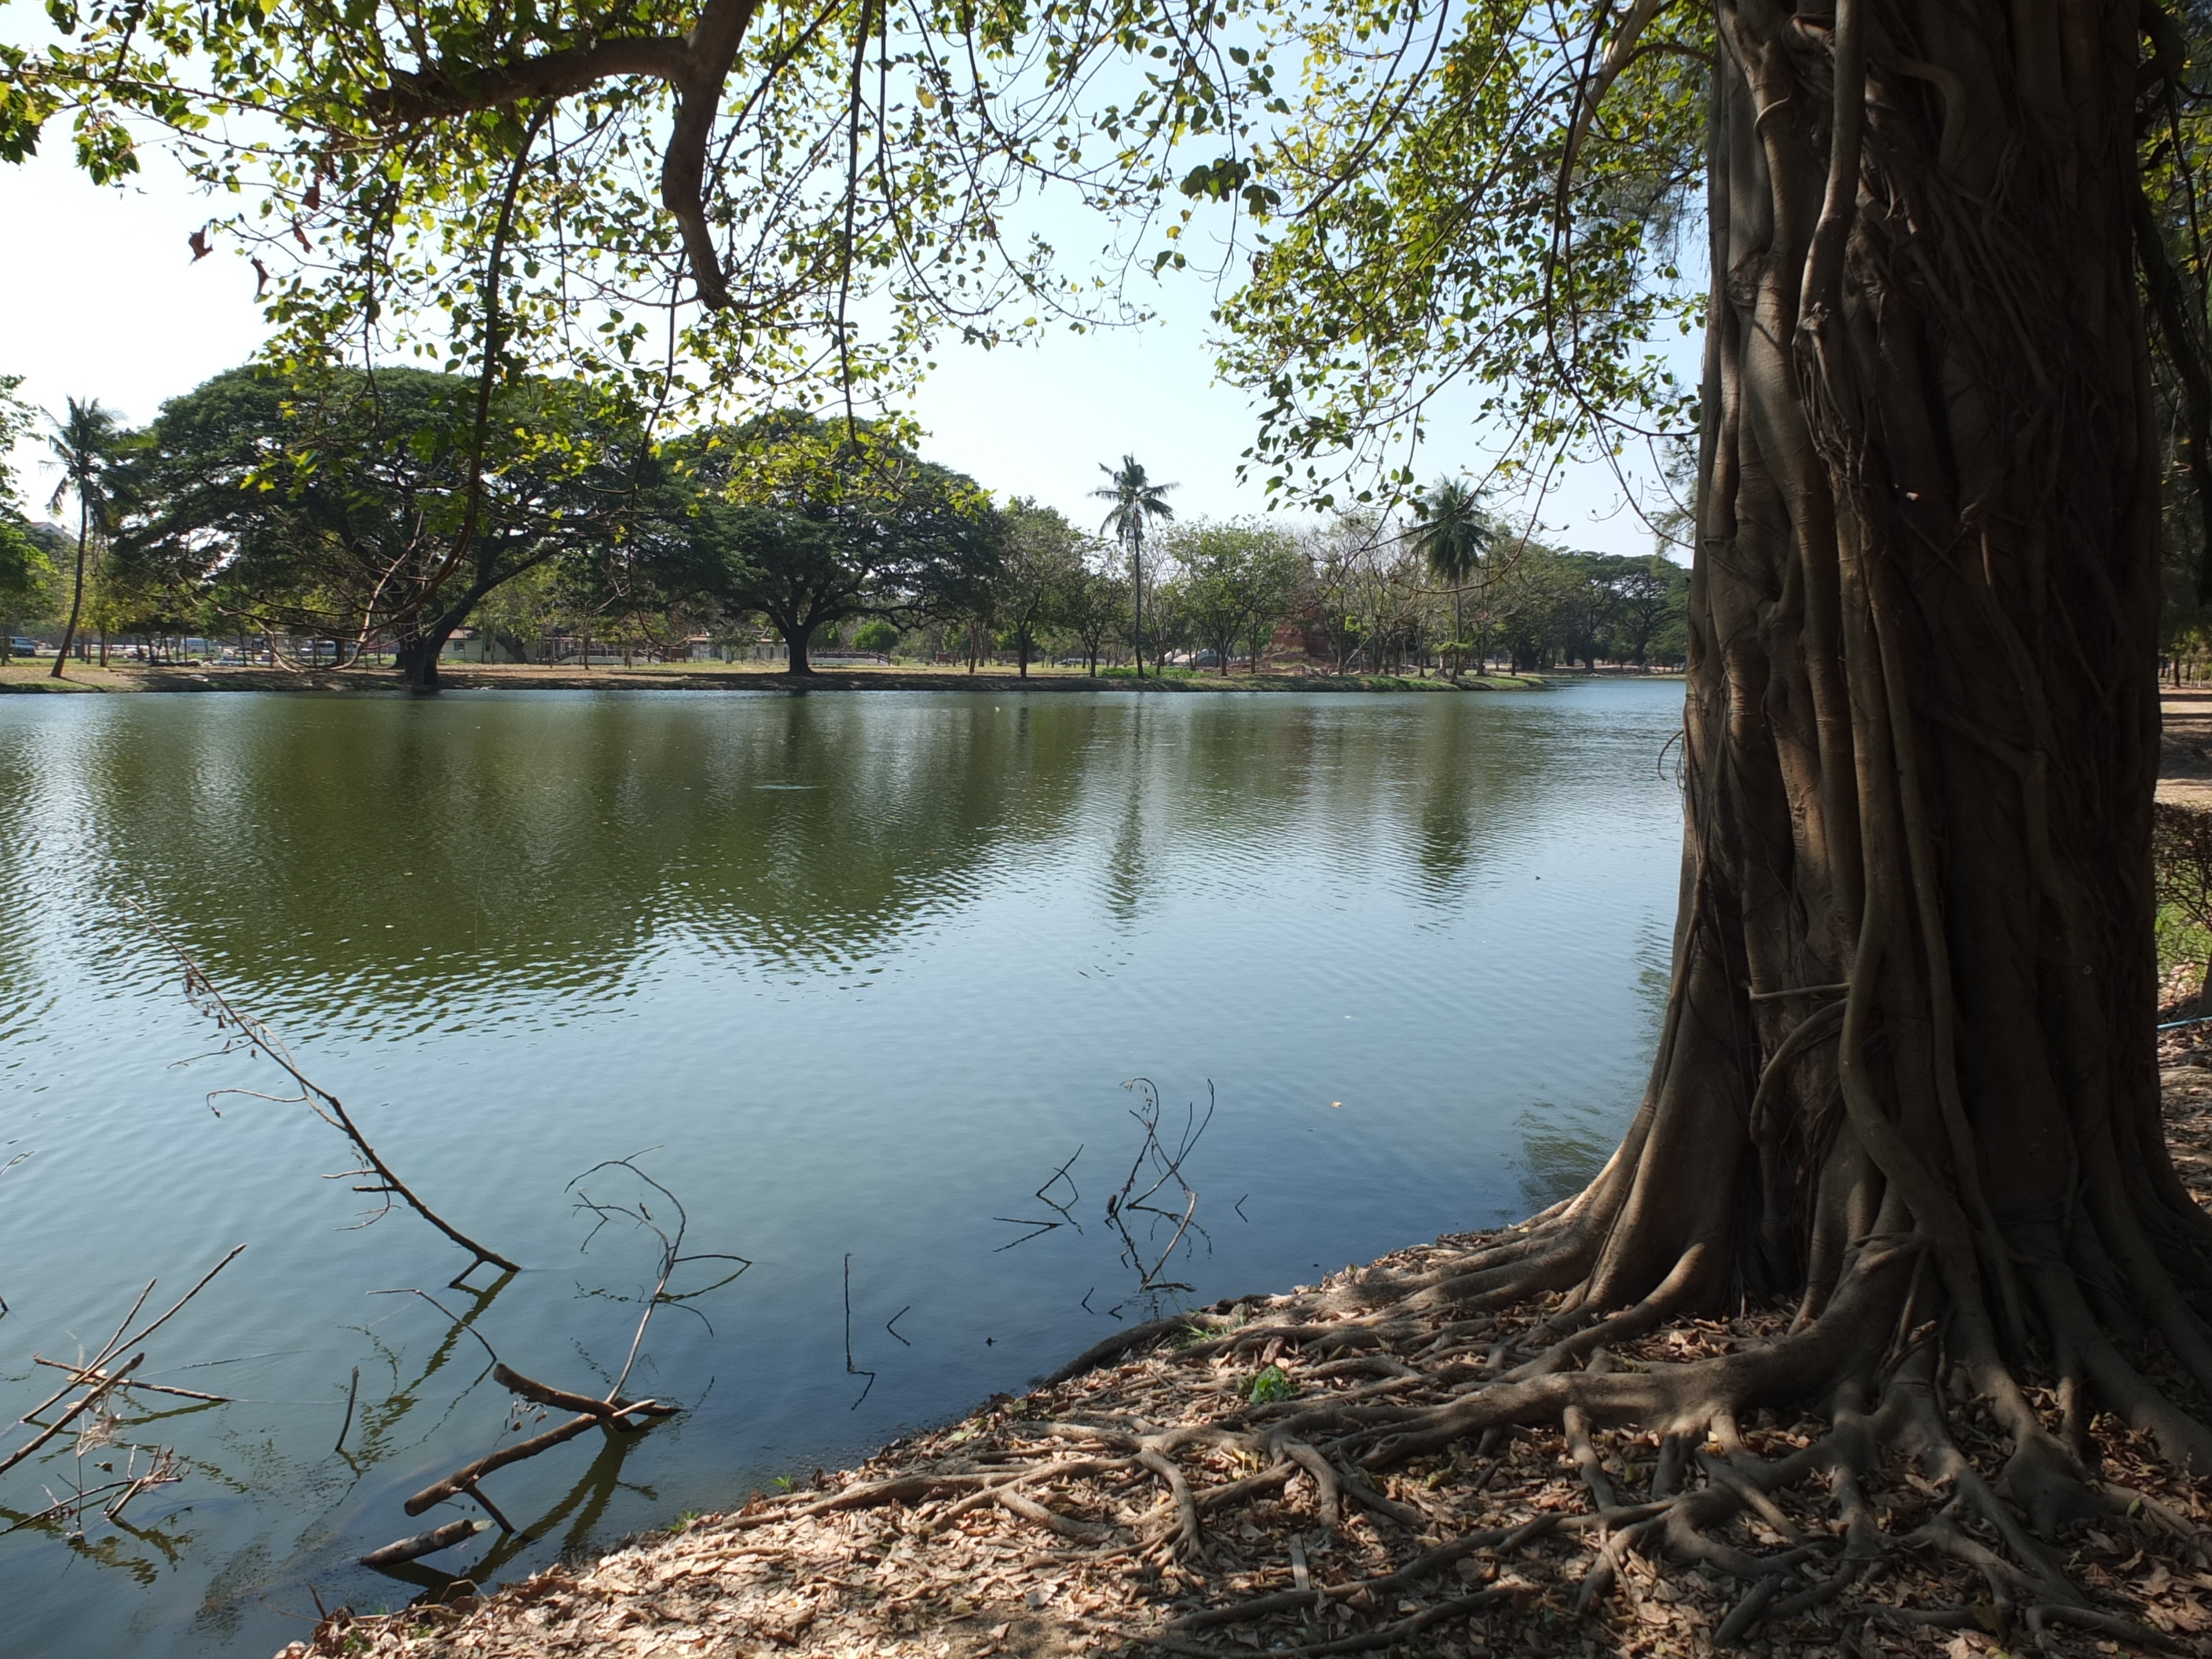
1;363;1690;683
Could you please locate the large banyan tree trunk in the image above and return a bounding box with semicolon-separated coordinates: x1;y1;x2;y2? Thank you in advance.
1546;0;2194;1437
1555;0;2179;1360
1232;0;2212;1599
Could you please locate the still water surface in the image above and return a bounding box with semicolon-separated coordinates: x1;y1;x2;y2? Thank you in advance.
0;682;1682;1657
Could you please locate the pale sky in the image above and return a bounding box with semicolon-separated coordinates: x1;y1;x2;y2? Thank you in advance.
1;137;1673;556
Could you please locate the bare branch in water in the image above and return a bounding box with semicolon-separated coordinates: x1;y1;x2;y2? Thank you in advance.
845;1254;877;1409
31;1357;231;1404
359;1517;481;1567
2;1244;243;1548
4;1244;245;1480
126;895;521;1281
0;1152;28;1317
335;1364;361;1456
1102;1080;1214;1310
993;1144;1086;1251
0;1446;185;1538
390;1155;737;1534
568;1152;749;1400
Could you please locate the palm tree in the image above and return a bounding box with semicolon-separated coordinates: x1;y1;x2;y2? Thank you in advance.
1090;455;1177;678
45;397;122;680
1412;477;1492;677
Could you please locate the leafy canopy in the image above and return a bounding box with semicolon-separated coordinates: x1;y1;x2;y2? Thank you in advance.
677;413;1002;649
107;364;639;643
7;0;1287;427
9;0;1716;518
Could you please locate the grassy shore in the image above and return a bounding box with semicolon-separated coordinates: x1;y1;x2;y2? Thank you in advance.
0;660;1555;695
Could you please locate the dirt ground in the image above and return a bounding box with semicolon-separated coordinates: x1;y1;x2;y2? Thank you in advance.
2163;687;2212;810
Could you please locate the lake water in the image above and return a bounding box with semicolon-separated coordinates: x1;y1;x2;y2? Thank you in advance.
0;681;1683;1657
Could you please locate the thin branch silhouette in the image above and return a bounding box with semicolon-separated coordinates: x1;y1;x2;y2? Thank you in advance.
844;1254;877;1409
127;895;519;1282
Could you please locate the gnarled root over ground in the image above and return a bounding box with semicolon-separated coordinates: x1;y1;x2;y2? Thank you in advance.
280;1068;2212;1659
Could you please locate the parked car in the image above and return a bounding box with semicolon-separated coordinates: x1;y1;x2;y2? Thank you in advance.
6;638;41;657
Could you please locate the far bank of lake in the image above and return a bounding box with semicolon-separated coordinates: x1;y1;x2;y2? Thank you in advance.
0;661;1582;695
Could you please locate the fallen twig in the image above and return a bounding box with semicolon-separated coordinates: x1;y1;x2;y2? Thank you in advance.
379;1161;737;1539
4;1243;244;1490
0;1453;180;1536
104;1446;183;1525
401;1399;668;1517
0;1354;145;1478
335;1364;359;1455
493;1362;671;1426
567;1154;747;1400
845;1253;876;1408
32;1356;231;1404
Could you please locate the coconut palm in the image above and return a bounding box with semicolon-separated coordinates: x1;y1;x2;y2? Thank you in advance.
44;397;122;679
1412;477;1492;677
1090;455;1177;678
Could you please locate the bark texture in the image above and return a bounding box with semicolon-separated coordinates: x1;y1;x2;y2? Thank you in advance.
1609;0;2183;1385
1460;0;2202;1438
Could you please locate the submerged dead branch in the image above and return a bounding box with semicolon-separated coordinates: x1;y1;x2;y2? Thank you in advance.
364;1156;739;1552
31;1355;232;1404
0;1150;27;1318
128;896;520;1282
359;1517;482;1568
1;1244;243;1550
844;1254;877;1409
1105;1080;1214;1308
998;1083;1221;1324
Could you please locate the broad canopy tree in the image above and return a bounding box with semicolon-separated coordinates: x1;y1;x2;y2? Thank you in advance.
109;366;639;687
677;416;1001;672
992;500;1087;678
1170;518;1302;674
1057;561;1133;677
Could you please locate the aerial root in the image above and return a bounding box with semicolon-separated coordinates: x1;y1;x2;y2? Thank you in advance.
991;1484;1118;1542
2018;1602;2203;1654
1863;1600;2199;1654
1273;1440;1342;1528
1137;1446;1208;1563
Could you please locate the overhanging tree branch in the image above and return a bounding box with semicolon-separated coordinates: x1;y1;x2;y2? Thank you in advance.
371;38;694;121
366;0;764;310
